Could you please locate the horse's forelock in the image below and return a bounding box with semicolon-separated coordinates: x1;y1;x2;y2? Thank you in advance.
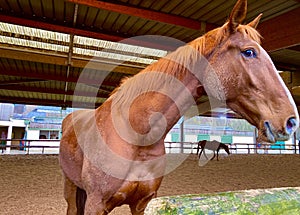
237;25;261;44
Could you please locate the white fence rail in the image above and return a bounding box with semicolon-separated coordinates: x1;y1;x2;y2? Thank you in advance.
1;140;299;155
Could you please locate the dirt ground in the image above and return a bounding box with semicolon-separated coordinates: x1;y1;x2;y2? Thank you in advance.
0;154;299;215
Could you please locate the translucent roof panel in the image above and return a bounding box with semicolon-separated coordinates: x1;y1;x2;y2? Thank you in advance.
0;22;70;42
74;36;167;58
73;47;157;65
0;22;167;66
0;36;69;53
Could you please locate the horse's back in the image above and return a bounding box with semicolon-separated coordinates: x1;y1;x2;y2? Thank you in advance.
204;140;221;151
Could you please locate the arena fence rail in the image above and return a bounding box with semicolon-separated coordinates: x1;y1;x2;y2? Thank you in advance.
0;140;299;155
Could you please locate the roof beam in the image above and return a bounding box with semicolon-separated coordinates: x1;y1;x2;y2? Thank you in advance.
0;14;123;42
0;14;178;50
0;95;102;108
0;68;118;87
0;85;109;98
68;0;215;31
0;48;141;75
258;7;300;52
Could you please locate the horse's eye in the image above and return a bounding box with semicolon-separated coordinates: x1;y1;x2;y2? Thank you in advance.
241;49;257;58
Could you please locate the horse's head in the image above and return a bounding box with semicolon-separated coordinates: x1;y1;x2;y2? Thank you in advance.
200;0;299;143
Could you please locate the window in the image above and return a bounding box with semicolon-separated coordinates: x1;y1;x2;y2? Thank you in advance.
39;130;59;139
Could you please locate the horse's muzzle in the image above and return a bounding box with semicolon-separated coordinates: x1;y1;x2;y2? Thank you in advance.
264;117;298;143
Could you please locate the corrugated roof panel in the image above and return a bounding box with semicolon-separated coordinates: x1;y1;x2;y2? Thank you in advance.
171;28;200;42
130;0;144;5
270;49;300;67
139;0;159;9
40;80;64;91
86;9;111;29
159;0;184;14
167;0;198;16
51;94;64;101
68;67;82;79
148;1;170;11
72;82;99;93
66;95;98;103
143;22;168;35
119;16;141;33
180;0;211;18
2;0;22;13
109;13;129;31
102;11;123;30
76;4;89;24
76;68;111;84
28;0;44;17
42;0;55;19
133;20;157;35
3;90;14;97
248;1;299;21
191;0;228;20
126;19;149;36
80;6;100;27
64;1;76;24
200;1;234;22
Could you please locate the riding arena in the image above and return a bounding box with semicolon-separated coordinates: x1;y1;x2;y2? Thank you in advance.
1;0;300;214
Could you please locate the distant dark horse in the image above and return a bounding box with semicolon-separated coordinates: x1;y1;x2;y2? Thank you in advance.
196;140;230;161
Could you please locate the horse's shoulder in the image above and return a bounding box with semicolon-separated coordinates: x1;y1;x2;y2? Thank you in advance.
62;109;96;130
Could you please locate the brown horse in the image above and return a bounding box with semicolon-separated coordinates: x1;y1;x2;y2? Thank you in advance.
196;140;230;161
59;0;299;214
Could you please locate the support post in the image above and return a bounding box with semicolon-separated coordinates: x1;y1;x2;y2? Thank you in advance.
6;124;13;154
180;117;184;153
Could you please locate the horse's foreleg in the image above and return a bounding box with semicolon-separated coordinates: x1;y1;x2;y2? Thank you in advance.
63;176;78;215
216;148;222;161
196;143;200;156
129;192;156;215
201;148;209;160
210;151;216;160
84;192;108;215
199;147;204;159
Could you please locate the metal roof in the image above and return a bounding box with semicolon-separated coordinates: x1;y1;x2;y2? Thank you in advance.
0;0;299;118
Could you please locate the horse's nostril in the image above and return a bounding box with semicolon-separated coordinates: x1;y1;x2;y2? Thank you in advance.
286;117;298;135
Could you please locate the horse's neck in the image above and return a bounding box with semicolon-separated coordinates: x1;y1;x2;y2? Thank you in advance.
107;42;211;146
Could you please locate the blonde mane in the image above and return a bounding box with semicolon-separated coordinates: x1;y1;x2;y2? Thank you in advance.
109;24;261;108
109;37;206;107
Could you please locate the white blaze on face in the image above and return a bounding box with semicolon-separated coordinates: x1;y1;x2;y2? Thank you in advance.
259;45;299;125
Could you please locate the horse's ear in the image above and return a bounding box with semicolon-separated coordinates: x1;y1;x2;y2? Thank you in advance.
228;0;247;32
247;13;263;29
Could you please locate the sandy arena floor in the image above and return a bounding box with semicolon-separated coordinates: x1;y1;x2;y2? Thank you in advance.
0;154;299;215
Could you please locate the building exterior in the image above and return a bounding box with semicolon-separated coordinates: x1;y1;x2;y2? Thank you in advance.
0;103;298;155
0;104;74;154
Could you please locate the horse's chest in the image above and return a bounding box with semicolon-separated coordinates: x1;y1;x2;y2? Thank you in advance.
116;179;162;206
